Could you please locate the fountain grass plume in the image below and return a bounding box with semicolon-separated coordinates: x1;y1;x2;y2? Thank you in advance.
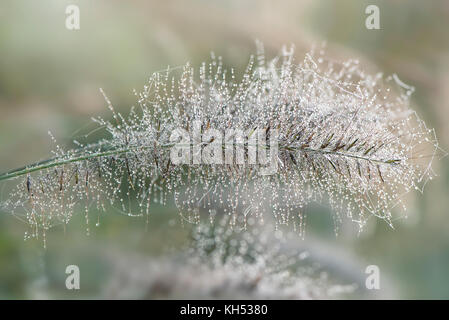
0;43;443;246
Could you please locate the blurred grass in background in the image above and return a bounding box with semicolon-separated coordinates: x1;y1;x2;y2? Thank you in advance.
0;0;448;299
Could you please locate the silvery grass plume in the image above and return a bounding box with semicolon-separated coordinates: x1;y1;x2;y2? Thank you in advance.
0;44;442;246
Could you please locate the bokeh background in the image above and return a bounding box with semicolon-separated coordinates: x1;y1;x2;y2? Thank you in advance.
0;0;448;299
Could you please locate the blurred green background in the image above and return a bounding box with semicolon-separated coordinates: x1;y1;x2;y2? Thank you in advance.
0;0;449;299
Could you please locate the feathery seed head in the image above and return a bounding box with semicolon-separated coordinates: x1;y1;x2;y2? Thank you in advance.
0;44;442;243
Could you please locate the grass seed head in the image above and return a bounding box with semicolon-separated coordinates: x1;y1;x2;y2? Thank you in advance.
0;44;443;242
